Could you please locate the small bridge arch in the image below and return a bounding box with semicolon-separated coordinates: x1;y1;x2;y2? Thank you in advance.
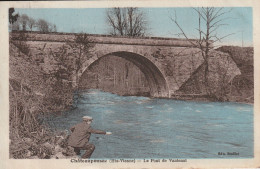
78;51;169;98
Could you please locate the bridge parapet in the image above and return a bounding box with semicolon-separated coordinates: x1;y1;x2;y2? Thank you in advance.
10;31;212;48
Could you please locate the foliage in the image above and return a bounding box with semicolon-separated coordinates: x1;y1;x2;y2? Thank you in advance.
9;33;75;158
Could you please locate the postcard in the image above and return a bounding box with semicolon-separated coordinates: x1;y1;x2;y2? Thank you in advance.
0;0;259;168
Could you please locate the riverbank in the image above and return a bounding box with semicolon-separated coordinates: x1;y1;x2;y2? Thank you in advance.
9;39;75;159
10;128;79;159
121;92;253;104
170;95;253;104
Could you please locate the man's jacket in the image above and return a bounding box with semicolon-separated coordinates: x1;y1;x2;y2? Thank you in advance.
68;121;106;148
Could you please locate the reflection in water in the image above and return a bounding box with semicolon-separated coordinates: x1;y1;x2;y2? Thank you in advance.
45;89;253;158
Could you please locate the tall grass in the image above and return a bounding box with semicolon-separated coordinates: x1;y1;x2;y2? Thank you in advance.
9;35;74;158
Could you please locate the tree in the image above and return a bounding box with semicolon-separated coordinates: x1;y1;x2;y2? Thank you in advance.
68;34;94;85
53;25;57;32
37;19;49;32
46;34;94;105
170;7;233;96
106;7;148;37
36;19;57;32
48;23;57;32
9;12;36;31
9;8;19;24
20;14;29;31
28;17;36;31
9;8;19;31
47;34;94;85
10;12;56;32
11;14;29;31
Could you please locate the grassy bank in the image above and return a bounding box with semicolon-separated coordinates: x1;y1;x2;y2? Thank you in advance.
9;39;75;158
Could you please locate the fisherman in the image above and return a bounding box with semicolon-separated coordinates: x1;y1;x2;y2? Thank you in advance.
68;116;112;158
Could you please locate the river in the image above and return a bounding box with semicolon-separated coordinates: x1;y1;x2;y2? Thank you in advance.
44;89;253;159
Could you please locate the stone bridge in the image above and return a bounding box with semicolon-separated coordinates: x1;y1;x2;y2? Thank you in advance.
11;32;240;98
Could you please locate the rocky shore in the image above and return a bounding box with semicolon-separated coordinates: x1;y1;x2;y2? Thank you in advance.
10;129;79;159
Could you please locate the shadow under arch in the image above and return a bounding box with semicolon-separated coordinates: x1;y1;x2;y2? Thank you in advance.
79;51;169;98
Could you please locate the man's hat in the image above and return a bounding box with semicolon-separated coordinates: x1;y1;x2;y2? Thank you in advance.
82;116;93;121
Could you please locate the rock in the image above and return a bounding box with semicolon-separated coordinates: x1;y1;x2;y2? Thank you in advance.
63;146;77;156
28;155;38;159
37;142;54;158
54;152;66;159
55;137;64;145
25;150;32;157
43;142;53;150
54;145;63;154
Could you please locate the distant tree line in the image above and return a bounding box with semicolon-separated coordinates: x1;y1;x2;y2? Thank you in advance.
9;8;57;32
9;7;149;35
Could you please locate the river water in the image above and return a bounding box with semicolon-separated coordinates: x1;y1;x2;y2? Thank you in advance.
45;89;253;159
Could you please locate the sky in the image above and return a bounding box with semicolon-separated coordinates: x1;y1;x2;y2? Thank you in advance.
15;7;253;47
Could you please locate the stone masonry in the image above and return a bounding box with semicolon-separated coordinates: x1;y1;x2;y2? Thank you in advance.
10;32;241;98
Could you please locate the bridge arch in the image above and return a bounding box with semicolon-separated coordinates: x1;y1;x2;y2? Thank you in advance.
78;51;169;98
